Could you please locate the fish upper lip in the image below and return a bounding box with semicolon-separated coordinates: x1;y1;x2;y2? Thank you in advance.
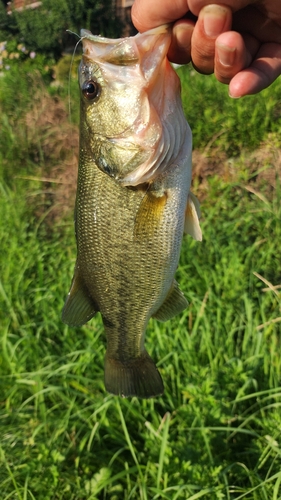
80;24;172;44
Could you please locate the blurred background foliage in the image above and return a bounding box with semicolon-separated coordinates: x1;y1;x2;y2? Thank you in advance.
0;0;123;60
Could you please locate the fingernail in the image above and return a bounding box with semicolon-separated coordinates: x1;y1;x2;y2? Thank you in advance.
217;43;236;67
175;24;193;50
203;5;229;37
229;92;241;99
229;80;244;98
229;87;242;99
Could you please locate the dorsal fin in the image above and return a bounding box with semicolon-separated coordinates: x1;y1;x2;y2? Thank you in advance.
184;192;202;241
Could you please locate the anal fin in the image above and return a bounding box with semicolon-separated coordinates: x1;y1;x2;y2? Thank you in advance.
62;264;98;327
153;280;188;322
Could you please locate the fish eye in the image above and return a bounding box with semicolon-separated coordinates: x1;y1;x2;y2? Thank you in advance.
82;80;101;100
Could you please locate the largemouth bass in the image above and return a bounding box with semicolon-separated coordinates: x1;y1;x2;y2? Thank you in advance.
62;25;202;398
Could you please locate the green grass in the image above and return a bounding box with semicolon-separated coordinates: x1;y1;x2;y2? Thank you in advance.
178;66;281;155
1;64;281;499
1;174;280;499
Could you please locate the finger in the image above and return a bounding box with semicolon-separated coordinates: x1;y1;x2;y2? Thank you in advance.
191;4;232;74
233;6;281;43
214;32;260;84
188;0;257;16
131;0;189;32
229;42;281;97
167;19;195;64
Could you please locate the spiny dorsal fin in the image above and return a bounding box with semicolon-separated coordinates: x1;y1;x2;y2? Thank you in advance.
184;192;202;241
152;280;188;322
62;264;98;327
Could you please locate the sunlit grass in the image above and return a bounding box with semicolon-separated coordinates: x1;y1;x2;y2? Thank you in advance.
1;169;280;499
178;65;281;155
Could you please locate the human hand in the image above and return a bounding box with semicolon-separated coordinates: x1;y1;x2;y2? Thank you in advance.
131;0;281;98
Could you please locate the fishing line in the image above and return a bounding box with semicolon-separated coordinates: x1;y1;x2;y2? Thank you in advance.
66;30;83;123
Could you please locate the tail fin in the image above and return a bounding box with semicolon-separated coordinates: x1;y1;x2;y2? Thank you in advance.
104;351;164;398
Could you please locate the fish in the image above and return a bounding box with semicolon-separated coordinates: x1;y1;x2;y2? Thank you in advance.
62;25;202;398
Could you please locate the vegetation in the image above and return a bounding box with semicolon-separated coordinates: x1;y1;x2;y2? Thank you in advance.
0;57;281;499
0;0;123;61
178;66;281;156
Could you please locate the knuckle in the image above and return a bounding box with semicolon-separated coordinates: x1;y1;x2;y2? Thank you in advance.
191;46;215;74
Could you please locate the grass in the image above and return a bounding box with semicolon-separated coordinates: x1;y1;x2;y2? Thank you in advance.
0;63;281;499
178;66;281;155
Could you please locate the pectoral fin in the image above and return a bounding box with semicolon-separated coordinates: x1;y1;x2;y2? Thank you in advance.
153;280;188;322
184;192;202;241
134;189;167;240
62;265;98;327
